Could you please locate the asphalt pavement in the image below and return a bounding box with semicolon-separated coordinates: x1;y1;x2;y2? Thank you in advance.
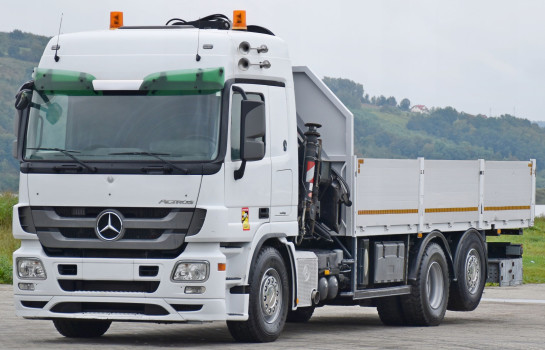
1;284;544;349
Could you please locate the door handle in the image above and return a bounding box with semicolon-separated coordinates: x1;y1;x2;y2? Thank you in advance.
259;208;269;219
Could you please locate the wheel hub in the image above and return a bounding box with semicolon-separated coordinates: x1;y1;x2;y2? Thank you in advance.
466;248;481;295
426;261;444;310
260;268;282;323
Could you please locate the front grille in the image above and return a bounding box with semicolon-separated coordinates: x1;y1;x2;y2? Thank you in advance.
43;245;186;259
53;207;172;219
58;228;169;240
28;206;205;255
58;280;160;293
50;302;169;315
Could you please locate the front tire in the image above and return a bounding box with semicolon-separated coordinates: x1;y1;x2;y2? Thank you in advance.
53;319;111;338
402;243;449;326
227;246;289;342
448;232;486;311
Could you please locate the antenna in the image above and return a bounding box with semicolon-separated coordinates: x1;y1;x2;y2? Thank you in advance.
196;16;201;62
53;13;63;62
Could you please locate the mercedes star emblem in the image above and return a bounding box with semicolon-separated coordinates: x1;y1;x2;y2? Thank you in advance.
95;210;125;241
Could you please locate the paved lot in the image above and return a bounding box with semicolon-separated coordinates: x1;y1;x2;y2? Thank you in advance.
1;284;545;349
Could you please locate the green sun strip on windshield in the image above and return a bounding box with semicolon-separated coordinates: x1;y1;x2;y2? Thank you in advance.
139;67;225;96
33;68;100;96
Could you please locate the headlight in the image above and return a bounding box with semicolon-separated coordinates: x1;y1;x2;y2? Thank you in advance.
17;258;47;280
171;261;209;282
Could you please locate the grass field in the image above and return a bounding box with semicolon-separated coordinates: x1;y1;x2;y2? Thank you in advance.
0;195;544;284
0;193;19;284
488;218;545;283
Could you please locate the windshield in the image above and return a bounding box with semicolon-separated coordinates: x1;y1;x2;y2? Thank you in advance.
24;91;222;162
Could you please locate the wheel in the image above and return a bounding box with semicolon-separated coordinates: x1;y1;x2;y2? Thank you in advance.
401;243;449;326
448;232;486;311
227;246;289;342
286;306;315;323
376;296;406;326
53;319;111;338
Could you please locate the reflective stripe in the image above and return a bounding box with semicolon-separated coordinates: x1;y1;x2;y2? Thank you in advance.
425;207;478;213
358;209;418;215
305;161;315;183
484;206;531;211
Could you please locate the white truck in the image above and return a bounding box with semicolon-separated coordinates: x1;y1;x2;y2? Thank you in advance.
12;12;534;342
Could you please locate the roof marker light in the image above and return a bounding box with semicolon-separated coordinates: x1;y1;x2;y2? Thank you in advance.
233;10;247;30
110;11;123;30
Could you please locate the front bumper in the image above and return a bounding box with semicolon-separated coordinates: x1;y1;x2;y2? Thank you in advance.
13;241;247;322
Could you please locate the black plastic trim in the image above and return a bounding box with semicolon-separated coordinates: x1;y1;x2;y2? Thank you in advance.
234;78;285;87
58;264;77;276
230;285;249;294
58;280;160;293
21;301;48;309
50;302;169;315
43;244;186;259
171;304;203;312
20;162;221;175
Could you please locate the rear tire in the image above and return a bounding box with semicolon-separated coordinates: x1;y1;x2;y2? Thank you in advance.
402;243;449;326
448;232;486;311
376;296;406;326
53;319;111;338
286;306;315;323
227;246;289;342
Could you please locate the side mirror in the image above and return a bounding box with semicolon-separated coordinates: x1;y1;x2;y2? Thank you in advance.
240;100;266;161
15;89;32;110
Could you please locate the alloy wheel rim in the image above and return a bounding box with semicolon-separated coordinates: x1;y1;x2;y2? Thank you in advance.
260;267;282;324
426;261;444;310
466;248;481;295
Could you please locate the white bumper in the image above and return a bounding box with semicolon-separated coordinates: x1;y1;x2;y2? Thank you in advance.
13;241;248;322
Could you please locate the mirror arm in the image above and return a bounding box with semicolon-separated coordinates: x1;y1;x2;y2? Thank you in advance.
234;160;247;180
232;86;248;100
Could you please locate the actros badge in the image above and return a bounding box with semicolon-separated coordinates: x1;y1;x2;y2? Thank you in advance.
95;210;125;241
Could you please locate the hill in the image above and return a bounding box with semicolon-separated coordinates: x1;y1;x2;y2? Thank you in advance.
0;30;50;191
323;77;545;203
0;30;544;202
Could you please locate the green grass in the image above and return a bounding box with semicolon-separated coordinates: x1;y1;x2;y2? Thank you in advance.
0;193;19;284
487;217;545;283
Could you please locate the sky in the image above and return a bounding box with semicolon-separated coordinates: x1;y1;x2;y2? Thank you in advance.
1;0;544;121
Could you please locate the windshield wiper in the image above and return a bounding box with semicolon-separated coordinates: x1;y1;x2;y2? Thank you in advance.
109;151;189;174
27;147;97;173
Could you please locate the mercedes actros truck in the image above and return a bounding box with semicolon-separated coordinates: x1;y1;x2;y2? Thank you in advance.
12;11;534;342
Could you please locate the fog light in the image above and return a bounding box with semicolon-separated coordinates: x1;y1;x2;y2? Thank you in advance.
185;286;206;294
171;261;209;282
17;258;46;280
18;283;35;291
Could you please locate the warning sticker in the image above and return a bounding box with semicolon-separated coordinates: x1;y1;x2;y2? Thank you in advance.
242;207;250;231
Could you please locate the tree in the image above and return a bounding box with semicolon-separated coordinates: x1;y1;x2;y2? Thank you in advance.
399;98;411;111
386;96;397;107
376;95;387;106
9;29;24;40
323;77;364;109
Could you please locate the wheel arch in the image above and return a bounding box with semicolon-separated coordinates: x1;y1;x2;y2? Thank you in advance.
408;230;455;282
449;228;487;281
246;233;296;310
